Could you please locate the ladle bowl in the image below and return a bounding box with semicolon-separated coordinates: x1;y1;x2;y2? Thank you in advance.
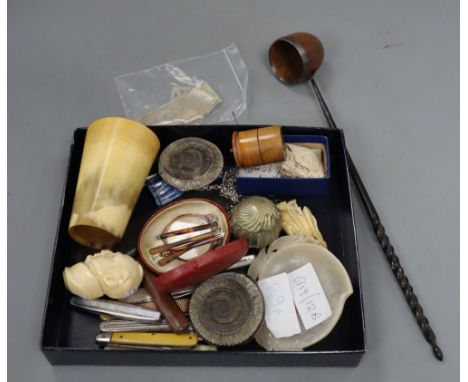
269;32;324;84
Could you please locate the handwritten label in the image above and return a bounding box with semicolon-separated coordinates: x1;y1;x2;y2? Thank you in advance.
238;163;282;178
287;263;332;330
258;273;301;338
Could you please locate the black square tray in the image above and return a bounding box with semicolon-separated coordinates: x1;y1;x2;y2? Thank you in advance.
40;125;366;366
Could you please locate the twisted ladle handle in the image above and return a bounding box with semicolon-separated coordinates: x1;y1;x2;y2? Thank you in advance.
310;78;443;361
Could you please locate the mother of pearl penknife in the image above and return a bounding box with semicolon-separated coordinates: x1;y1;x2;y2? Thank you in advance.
70;297;161;322
103;344;217;351
96;332;198;348
99;319;193;333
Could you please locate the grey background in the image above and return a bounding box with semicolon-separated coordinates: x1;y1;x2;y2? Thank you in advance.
8;0;459;381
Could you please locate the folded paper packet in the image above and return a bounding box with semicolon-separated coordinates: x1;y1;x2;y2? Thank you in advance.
139;82;222;125
238;143;326;179
280;143;325;178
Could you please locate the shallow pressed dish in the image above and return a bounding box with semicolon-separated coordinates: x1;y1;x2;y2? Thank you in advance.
254;242;353;351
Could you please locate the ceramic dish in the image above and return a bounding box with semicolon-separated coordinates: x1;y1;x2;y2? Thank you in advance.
254;241;353;351
138;198;231;274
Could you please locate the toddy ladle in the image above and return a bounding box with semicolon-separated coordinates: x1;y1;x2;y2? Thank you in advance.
269;32;443;361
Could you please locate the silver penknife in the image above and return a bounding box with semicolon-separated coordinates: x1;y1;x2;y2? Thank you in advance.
103;344;216;351
119;288;153;304
70;297;161;322
227;254;255;270
99;319;193;333
121;286;196;304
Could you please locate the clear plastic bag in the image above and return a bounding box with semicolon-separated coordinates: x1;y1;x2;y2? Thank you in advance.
115;44;248;125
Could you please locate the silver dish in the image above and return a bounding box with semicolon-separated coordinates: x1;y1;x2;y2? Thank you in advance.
231;196;281;248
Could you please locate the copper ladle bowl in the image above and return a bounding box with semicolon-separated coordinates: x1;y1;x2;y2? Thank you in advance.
268;32;324;84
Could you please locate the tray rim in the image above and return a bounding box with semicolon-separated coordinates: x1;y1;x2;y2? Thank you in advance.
40;124;366;366
39;132;77;352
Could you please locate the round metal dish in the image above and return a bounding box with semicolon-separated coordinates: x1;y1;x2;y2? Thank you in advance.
231;196;281;248
189;273;264;347
158;137;224;191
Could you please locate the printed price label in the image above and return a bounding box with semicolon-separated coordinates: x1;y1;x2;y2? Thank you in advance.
258;273;301;338
288;263;332;330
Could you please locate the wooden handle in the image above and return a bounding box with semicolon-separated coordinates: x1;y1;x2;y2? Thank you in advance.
310;78;443;361
142;266;189;332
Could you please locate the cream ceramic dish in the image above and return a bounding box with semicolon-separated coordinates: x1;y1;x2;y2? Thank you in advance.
254;241;353;351
138;199;231;274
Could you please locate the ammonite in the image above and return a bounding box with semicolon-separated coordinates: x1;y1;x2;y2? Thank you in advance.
158;137;224;191
189;273;264;346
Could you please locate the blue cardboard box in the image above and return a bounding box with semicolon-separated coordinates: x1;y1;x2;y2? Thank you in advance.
236;134;331;196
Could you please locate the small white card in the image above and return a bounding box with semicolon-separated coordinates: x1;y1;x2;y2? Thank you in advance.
288;263;332;330
238;163;282;178
258;273;301;338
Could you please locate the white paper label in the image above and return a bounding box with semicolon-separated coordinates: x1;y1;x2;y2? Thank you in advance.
238;163;282;178
287;263;332;330
258;273;301;338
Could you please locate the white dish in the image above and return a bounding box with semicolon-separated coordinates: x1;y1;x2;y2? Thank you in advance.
254;241;353;351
